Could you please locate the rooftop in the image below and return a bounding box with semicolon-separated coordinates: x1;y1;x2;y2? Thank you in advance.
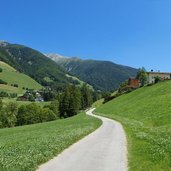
147;72;171;74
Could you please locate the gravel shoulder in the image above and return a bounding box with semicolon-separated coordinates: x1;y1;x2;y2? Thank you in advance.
37;108;128;171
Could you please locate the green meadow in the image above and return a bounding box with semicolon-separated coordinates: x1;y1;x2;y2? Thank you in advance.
95;81;171;171
0;112;101;171
92;98;104;108
0;61;42;94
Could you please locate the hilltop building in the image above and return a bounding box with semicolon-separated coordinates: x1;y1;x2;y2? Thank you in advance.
128;78;140;88
119;78;140;94
147;72;171;84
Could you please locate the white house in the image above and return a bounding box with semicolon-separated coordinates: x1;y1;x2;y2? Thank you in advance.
147;72;171;84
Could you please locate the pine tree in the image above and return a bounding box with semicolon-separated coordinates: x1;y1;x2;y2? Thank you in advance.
59;87;70;118
81;84;93;109
68;86;81;116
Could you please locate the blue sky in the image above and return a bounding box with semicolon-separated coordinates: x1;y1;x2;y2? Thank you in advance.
1;0;171;71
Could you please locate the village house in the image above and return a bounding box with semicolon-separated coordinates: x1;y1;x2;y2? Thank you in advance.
128;78;140;88
17;90;44;102
147;71;171;84
119;78;140;94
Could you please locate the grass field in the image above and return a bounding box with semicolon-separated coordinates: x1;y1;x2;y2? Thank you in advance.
0;61;42;94
95;81;171;171
92;98;104;108
0;112;101;171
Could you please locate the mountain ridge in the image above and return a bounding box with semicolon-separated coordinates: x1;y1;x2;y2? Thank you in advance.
0;41;138;92
46;53;138;91
0;42;77;89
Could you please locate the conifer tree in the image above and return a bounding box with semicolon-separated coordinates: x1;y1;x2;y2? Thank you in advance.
81;84;93;109
59;87;70;117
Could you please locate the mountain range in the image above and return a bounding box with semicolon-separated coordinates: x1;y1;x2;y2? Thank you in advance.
0;41;138;92
46;54;138;91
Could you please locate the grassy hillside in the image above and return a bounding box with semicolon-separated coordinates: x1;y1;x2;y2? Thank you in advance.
66;74;94;90
0;113;101;171
95;81;171;171
0;61;42;94
0;42;75;89
92;98;104;108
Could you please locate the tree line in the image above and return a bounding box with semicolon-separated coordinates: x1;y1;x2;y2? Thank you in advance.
0;84;101;128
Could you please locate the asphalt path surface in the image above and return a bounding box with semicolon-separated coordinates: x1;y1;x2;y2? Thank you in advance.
37;108;128;171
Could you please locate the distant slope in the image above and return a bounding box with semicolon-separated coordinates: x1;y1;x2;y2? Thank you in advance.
0;61;42;94
95;81;171;170
46;54;138;91
65;74;93;90
0;42;75;88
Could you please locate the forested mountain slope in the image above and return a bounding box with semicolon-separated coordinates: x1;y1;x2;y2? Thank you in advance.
46;53;138;91
0;42;75;89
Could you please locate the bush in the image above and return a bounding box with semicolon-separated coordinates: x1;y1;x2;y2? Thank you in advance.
13;84;18;87
0;79;7;85
41;108;57;122
155;76;160;84
0;102;18;128
44;100;59;118
0;68;2;72
0;91;8;97
17;103;42;125
17;103;57;126
0;101;58;128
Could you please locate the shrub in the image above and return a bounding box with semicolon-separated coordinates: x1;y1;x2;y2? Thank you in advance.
10;93;17;98
44;100;59;118
17;103;42;125
41;108;57;122
0;102;18;128
13;84;18;87
17;103;58;126
0;91;8;97
155;76;161;84
0;79;7;85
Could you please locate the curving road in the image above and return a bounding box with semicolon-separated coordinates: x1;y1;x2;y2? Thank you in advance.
37;108;128;171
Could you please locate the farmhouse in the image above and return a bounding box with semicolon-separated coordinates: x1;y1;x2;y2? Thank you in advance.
147;72;171;84
128;78;140;88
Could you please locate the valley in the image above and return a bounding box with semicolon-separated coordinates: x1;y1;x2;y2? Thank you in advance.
0;41;170;171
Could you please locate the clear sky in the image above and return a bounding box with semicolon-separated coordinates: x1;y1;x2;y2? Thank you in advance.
1;0;171;71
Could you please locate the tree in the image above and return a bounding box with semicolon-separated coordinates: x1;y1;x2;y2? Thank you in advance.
17;103;42;125
59;87;70;118
136;67;148;86
68;86;81;116
59;85;82;118
17;105;27;126
81;84;93;109
1;102;18;127
155;76;160;84
44;100;60;118
41;108;57;122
